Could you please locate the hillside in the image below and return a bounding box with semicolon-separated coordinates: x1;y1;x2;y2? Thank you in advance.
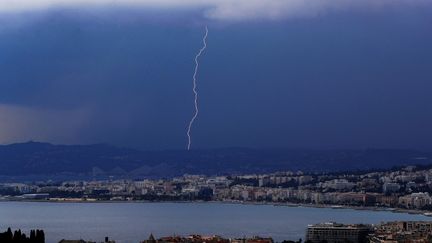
0;142;430;180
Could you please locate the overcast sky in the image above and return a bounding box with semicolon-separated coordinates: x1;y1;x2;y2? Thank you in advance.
1;0;431;20
0;0;431;150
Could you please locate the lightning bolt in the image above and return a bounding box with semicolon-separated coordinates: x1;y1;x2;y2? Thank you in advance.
186;26;208;150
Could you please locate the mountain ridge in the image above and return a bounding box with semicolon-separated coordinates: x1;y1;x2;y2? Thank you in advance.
0;141;431;180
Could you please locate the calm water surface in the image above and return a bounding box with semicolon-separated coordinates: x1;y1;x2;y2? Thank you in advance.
0;202;430;243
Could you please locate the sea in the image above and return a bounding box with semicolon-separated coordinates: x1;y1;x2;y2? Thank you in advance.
0;201;430;243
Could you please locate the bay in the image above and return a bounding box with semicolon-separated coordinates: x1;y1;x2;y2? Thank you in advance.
0;202;429;243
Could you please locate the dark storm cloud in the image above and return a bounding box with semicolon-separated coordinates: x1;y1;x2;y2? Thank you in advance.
0;0;430;21
0;6;431;149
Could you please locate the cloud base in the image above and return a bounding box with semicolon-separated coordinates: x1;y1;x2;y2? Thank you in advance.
0;0;430;21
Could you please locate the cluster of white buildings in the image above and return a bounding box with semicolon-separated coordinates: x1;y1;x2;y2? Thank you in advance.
2;166;432;210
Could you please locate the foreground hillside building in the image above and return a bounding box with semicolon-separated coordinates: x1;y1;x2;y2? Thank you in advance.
306;222;371;243
370;221;432;242
141;235;273;243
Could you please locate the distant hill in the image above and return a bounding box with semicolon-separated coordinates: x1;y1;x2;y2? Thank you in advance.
0;141;431;180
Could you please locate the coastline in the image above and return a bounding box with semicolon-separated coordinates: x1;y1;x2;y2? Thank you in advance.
1;197;430;217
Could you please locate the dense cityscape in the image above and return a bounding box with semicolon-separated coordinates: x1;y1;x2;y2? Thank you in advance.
2;165;432;212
